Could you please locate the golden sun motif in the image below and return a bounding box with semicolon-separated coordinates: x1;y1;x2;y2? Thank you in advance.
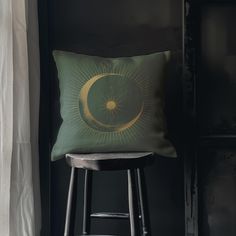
106;100;117;111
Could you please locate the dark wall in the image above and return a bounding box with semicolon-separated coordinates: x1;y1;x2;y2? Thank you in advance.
198;4;236;135
199;149;236;236
184;2;236;236
51;0;182;55
196;4;236;236
45;0;184;236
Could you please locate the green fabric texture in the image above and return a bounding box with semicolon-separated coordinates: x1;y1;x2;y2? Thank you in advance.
51;50;177;161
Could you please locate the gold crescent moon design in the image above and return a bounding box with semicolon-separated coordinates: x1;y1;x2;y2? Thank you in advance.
79;73;143;132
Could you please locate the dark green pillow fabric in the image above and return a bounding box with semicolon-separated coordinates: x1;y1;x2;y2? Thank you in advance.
51;50;177;161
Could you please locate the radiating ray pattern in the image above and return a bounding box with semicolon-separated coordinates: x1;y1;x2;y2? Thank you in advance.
61;58;155;145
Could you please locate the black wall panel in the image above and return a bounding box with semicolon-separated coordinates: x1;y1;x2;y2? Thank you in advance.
198;149;236;236
185;1;236;236
197;5;236;135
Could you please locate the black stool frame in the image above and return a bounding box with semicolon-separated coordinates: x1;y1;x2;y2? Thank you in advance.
64;153;153;236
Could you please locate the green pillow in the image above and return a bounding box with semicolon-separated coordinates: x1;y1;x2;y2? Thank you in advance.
51;50;177;161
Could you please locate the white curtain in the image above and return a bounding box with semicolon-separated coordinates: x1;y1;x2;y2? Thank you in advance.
0;0;41;235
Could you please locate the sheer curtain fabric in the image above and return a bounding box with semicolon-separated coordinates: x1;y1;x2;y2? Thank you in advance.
0;0;41;235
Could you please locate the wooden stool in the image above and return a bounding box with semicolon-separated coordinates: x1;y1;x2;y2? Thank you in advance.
64;152;154;236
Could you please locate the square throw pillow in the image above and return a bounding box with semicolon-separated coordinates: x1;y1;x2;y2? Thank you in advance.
51;50;177;161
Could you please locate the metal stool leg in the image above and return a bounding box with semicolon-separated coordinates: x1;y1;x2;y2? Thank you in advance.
64;167;78;236
128;169;141;236
82;170;93;235
136;168;151;236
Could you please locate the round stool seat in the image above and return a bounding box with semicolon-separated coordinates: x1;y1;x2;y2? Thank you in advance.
66;152;154;171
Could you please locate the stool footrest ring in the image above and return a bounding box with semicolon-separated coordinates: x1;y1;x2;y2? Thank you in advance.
90;212;129;219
